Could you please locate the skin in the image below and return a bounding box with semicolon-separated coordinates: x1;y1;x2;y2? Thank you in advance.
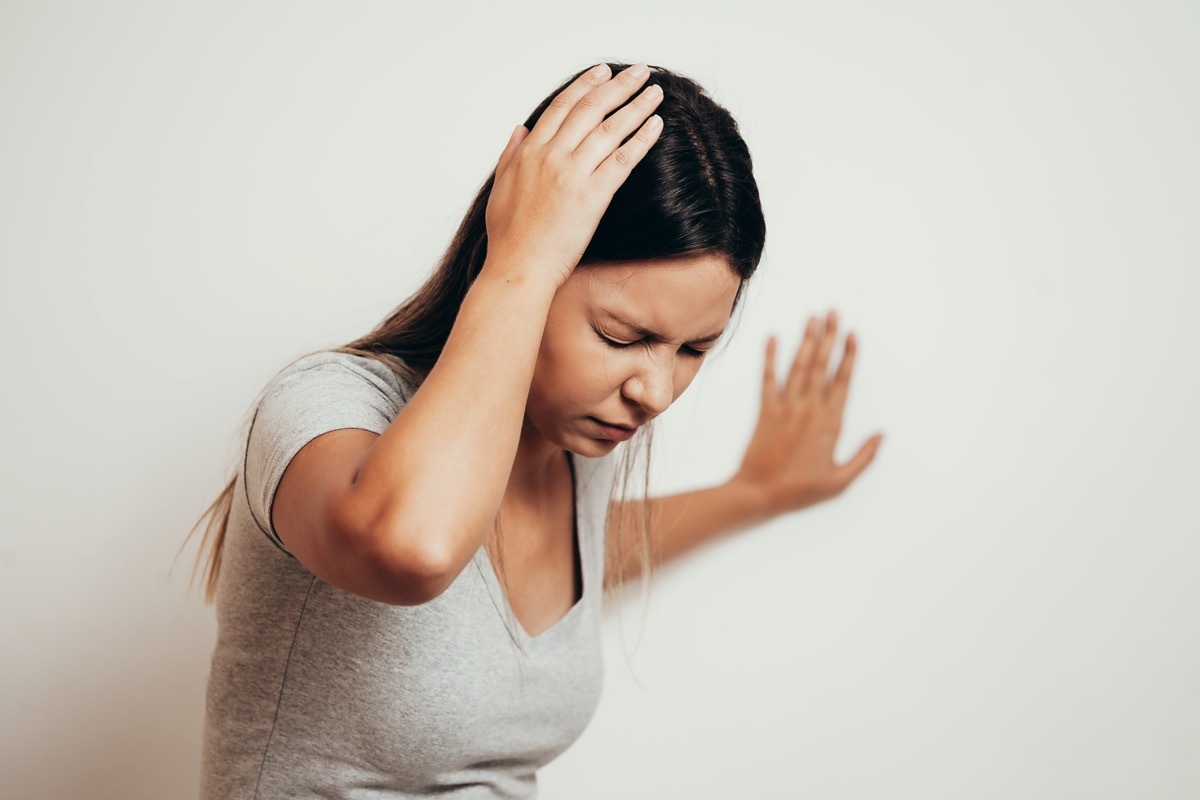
484;63;883;616
268;62;670;610
268;63;881;623
608;306;885;586
517;254;741;473
492;253;740;635
494;253;883;628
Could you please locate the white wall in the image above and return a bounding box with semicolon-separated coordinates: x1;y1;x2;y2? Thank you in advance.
2;1;1197;797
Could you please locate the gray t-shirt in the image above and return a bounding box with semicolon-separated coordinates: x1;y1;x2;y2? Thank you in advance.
199;351;617;799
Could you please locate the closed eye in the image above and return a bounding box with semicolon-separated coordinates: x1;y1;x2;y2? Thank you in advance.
597;332;638;349
597;332;707;358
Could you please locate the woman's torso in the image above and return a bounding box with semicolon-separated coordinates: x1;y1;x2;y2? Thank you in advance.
199;351;615;799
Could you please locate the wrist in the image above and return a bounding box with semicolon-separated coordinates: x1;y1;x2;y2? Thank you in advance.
478;253;567;297
724;473;780;527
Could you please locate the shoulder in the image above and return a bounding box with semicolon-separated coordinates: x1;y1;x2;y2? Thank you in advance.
245;349;417;481
239;350;416;546
266;350;416;405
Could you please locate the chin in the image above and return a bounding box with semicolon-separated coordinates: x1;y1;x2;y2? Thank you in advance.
565;434;621;459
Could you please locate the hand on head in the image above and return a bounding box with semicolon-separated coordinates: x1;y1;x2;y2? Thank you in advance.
484;63;664;288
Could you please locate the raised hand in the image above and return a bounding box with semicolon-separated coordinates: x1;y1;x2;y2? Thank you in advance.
732;310;883;515
483;62;665;288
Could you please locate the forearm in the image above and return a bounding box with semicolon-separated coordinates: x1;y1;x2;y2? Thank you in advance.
348;262;558;576
607;478;776;586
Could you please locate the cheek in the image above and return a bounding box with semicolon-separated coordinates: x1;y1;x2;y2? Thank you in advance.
532;332;624;409
577;344;633;397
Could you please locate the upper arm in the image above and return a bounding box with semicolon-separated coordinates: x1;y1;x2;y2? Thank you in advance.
242;357;435;604
271;427;402;601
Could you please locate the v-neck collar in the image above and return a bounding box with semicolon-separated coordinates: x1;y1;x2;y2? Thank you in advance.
474;451;586;652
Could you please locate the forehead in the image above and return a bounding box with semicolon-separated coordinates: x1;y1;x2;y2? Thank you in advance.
569;254;742;334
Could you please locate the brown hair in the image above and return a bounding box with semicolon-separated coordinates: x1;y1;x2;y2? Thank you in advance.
180;61;766;606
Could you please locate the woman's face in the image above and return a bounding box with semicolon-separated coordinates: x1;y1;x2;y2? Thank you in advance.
525;253;743;458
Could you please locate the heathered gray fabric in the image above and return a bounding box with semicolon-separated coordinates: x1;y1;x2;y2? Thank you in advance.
199;351;615;799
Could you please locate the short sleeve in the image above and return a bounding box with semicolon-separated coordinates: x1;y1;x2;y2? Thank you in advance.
242;352;412;555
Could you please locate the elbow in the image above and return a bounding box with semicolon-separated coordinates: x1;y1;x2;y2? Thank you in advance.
372;532;460;606
332;504;461;606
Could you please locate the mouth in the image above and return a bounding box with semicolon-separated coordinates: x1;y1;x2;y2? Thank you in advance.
588;416;640;442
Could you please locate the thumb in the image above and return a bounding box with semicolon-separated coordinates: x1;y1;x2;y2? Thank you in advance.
833;433;883;492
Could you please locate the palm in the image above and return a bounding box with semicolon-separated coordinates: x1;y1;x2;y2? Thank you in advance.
734;310;882;515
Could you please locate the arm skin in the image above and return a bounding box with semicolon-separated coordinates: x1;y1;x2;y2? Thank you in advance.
312;266;562;603
606;478;773;587
605;310;885;589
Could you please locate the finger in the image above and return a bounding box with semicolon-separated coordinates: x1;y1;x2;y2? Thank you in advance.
592;113;663;195
554;63;652;152
826;331;857;410
762;334;779;406
807;309;839;397
494;124;528;182
833;433;883;492
526;63;614;146
573;82;664;169
784;316;819;399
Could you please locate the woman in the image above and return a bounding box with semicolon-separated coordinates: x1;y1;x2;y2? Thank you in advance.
186;60;881;798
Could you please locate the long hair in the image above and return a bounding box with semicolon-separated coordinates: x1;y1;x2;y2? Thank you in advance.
181;61;766;607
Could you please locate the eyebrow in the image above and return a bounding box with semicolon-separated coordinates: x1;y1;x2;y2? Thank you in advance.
604;312;727;345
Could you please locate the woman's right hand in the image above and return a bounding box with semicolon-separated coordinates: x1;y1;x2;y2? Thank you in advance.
483;62;665;288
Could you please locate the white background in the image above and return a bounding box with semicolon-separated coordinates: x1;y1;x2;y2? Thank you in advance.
2;1;1197;798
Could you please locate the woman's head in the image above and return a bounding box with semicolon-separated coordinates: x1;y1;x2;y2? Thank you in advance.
527;252;741;458
509;63;767;457
342;62;766;382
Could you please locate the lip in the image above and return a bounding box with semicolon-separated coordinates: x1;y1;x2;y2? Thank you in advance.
589;416;640;442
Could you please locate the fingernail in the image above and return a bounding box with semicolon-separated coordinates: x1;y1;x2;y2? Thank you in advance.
592;63;610;77
629;63;649;77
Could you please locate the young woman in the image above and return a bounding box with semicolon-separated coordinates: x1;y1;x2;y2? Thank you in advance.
187;61;881;798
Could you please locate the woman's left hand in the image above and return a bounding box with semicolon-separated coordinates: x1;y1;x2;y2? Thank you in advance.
731;310;883;516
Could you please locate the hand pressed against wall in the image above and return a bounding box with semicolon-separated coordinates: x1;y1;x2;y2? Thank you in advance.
732;310;883;515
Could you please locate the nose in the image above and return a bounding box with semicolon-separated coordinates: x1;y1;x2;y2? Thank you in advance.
621;355;674;418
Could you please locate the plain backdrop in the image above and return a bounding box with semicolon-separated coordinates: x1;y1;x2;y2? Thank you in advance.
2;1;1197;798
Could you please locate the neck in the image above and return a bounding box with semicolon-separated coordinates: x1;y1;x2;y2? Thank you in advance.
506;414;567;501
